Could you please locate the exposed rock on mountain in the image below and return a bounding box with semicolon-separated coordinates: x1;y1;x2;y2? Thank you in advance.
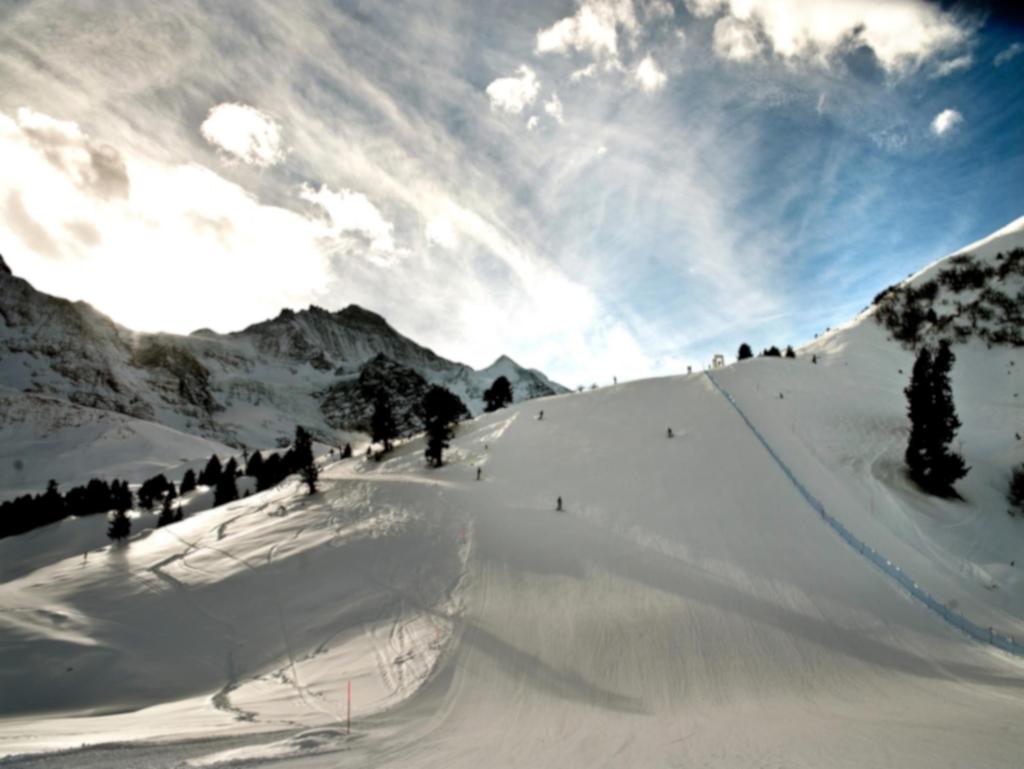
0;256;566;458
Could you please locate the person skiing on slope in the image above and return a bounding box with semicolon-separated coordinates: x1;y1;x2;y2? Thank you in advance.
556;496;563;512
476;467;482;481
667;427;674;438
539;410;544;421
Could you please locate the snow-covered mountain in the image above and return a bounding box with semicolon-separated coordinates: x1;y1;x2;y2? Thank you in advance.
0;254;565;493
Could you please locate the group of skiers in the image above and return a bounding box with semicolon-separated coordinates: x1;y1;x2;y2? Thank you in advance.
470;408;679;513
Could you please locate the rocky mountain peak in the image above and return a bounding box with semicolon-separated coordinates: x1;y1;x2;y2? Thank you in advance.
0;254;11;277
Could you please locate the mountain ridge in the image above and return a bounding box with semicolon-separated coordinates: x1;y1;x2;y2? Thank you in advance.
0;256;567;469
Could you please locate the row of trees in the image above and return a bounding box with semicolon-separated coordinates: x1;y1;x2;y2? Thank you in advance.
737;343;796;360
1;478;133;540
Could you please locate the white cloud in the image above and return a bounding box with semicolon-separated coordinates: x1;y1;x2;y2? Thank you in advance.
535;0;639;62
425;216;457;249
299;184;396;255
713;17;764;62
994;42;1023;67
486;66;541;115
684;0;726;18
544;92;565;124
634;55;668;91
931;54;972;78
0;108;327;334
703;0;971;75
200;103;284;167
930;108;963;137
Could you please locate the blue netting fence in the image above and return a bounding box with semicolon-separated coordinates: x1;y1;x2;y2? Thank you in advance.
705;371;1024;657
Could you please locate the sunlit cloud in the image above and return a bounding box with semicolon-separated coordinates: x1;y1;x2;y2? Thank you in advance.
299;184;397;257
535;0;638;63
698;0;972;75
486;66;540;115
634;55;667;91
544;92;565;124
200;103;284;167
930;108;963;137
425;216;457;249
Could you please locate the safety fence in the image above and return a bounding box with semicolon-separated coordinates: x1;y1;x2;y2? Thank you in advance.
705;371;1024;658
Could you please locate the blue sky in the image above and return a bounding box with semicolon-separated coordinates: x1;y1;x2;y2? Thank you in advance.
0;0;1021;386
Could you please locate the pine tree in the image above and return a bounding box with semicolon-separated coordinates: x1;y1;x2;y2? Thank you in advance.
737;343;753;360
180;469;197;494
157;488;177;527
927;341;969;493
483;376;513;412
341;443;353;459
371;392;398;452
213;472;238;506
294;426;318;494
245;451;264;478
108;508;131;542
785;345;796;359
905;342;969;496
224;457;239;480
423;386;464;468
198;455;222;487
113;480;133;513
1009;464;1024;514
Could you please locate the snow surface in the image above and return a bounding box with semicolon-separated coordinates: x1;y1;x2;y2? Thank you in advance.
1;218;1023;767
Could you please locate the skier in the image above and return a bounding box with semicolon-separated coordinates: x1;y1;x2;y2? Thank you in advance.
538;410;544;421
476;467;482;481
556;496;563;512
666;427;674;438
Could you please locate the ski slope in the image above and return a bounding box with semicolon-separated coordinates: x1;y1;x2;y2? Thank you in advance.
2;372;1023;767
2;220;1023;767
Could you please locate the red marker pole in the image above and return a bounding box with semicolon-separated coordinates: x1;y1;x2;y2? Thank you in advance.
347;680;352;735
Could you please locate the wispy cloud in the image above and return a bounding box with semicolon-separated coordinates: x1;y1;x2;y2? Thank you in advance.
994;42;1023;67
0;0;1012;386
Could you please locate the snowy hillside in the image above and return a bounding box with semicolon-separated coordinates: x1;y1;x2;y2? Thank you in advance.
1;218;1022;768
0;255;565;494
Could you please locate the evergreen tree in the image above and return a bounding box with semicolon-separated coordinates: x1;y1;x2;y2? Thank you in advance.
157;489;177;527
224;457;239;479
483;376;513;412
180;468;197;494
904;342;968;496
108;508;131;542
113;480;133;513
785;345;796;359
1009;464;1024;514
422;386;464;468
258;453;283;491
294;426;318;494
763;346;782;357
737;343;753;360
341;443;353;459
213;472;238;506
198;455;222;487
371;392;398;452
245;450;264;478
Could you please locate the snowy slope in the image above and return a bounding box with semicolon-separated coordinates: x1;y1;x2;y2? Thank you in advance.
1;219;1023;767
0;388;233;501
2;374;1023;765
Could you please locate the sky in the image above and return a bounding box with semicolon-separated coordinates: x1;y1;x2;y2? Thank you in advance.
0;0;1022;387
